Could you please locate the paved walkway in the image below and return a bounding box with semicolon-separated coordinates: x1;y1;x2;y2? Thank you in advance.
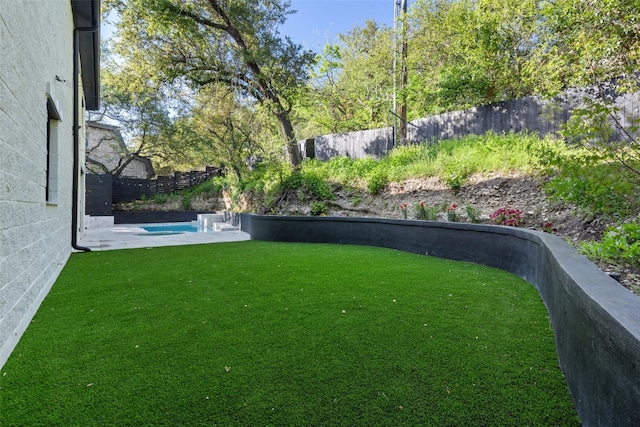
77;223;251;251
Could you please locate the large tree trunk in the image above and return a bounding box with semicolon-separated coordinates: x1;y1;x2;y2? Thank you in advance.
275;109;301;168
205;0;302;168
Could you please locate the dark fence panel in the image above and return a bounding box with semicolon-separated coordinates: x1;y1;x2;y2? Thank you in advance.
86;167;224;210
113;211;213;224
112;177;152;203
110;166;223;203
85;174;113;216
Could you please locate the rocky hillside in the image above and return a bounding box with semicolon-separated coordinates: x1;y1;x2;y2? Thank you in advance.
269;173;639;295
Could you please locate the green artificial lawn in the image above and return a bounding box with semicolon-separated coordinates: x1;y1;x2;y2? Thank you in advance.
1;241;579;426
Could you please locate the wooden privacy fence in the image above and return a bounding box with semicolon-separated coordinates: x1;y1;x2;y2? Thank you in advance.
113;166;223;203
85;166;223;215
304;90;640;160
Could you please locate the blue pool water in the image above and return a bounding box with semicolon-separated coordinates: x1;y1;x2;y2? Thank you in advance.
141;223;201;233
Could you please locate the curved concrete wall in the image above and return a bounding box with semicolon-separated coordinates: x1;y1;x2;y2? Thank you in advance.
239;214;640;426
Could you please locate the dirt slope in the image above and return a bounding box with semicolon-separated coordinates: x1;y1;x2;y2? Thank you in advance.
272;173;639;295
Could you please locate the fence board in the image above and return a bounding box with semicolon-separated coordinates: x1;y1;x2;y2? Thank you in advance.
86;167;223;206
306;92;639;160
85;174;113;216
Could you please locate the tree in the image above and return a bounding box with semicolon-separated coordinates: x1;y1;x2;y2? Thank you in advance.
526;0;640;180
406;0;538;115
190;85;266;181
91;60;214;174
104;0;316;168
294;21;394;136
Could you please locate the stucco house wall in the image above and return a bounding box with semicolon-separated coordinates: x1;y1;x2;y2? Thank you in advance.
86;121;154;178
0;0;99;368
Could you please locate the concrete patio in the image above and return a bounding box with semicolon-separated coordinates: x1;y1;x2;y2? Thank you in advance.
78;222;250;251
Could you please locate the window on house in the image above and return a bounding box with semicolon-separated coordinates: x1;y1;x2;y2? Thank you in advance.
46;97;60;204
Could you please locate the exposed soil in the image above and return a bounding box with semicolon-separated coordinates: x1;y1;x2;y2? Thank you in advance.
269;173;640;296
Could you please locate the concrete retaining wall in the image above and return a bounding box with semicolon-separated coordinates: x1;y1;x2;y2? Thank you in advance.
238;214;640;426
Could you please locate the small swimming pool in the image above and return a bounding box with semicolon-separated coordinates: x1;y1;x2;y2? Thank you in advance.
141;223;201;234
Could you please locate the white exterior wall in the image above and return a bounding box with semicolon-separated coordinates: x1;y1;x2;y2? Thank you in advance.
0;1;83;367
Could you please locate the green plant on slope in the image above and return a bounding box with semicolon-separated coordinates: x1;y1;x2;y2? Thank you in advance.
544;155;637;217
366;169;388;195
446;203;460;222
282;171;334;201
309;201;328;216
414;201;428;220
465;204;481;223
580;222;640;268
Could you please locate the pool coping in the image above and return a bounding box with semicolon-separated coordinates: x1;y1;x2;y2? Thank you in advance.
78;221;250;251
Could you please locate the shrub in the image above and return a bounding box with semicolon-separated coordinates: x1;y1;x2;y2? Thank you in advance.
465;205;481;223
366;170;388;195
426;206;439;221
414;202;427;220
446;203;460;222
580;222;640;267
490;207;523;227
310;201;328;216
182;195;192;210
283;171;334;200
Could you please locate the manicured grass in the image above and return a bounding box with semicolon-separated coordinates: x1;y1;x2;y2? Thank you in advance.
1;241;579;426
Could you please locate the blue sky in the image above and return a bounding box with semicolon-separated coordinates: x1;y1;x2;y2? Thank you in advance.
281;0;403;50
102;1;408;51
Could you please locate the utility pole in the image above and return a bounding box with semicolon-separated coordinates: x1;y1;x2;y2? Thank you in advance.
393;0;408;147
399;0;408;145
393;0;398;148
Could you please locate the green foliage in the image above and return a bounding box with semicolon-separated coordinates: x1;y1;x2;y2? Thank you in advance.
295;133;561;194
150;193;169;204
404;0;538;116
309;201;328;216
543;154;638;217
366;170;388;195
414;202;428;220
189;177;225;197
580;222;640;268
525;0;640;181
386;132;550;183
413;202;439;221
443;166;468;193
465;205;482;223
104;0;316;168
445;203;460;222
282;171;334;201
181;195;191;210
295;21;394;135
